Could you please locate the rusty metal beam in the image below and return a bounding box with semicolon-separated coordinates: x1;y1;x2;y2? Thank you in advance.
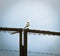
0;27;60;56
19;31;22;56
0;27;22;31
25;29;60;36
0;27;60;36
24;30;27;56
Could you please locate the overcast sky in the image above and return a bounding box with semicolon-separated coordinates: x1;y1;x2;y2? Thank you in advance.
0;0;60;56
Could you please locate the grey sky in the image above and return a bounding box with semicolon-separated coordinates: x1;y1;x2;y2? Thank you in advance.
0;0;60;56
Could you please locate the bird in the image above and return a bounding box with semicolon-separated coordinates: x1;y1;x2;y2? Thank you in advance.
11;22;30;34
24;22;30;29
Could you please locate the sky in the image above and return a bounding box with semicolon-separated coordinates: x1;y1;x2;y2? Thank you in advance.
0;0;60;56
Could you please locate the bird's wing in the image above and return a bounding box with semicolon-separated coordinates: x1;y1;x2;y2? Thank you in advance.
24;23;30;29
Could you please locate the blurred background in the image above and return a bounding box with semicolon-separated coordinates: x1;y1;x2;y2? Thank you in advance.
0;0;60;56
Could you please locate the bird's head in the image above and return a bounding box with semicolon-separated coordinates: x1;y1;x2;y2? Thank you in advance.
27;22;29;23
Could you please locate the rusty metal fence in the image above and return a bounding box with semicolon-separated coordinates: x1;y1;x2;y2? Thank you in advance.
0;27;60;56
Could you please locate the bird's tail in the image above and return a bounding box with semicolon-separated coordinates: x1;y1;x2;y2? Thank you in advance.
24;27;26;29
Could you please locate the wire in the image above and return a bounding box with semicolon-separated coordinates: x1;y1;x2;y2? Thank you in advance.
28;51;60;56
0;49;19;52
0;49;60;56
